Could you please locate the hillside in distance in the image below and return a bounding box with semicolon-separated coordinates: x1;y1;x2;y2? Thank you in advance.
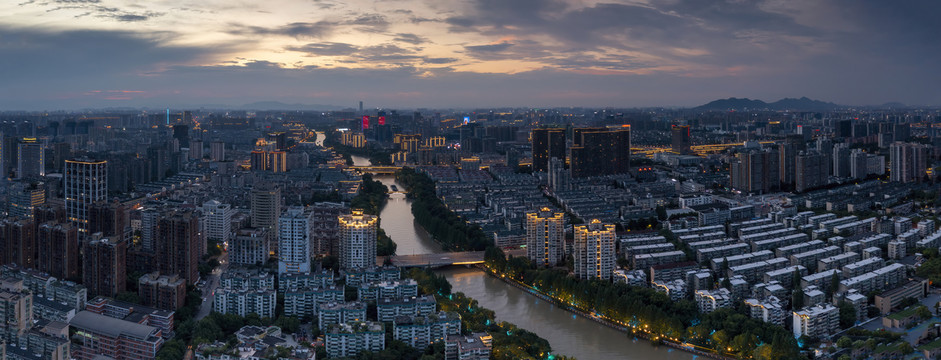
695;97;841;111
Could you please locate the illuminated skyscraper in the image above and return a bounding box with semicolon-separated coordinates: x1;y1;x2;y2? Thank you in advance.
268;151;287;173
278;206;314;274
525;207;565;267
338;210;378;271
250;151;268;171
574;219;616;280
64;158;107;235
671;125;691;155
531;128;565;172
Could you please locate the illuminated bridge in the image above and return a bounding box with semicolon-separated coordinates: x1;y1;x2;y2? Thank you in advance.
378;249;526;268
349;166;402;174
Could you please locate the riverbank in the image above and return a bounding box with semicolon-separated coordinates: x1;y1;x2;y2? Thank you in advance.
478;265;734;360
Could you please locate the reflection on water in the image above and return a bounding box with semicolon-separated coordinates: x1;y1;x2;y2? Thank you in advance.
440;267;694;360
347;154;692;360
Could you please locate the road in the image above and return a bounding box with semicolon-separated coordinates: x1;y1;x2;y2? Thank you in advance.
195;252;229;321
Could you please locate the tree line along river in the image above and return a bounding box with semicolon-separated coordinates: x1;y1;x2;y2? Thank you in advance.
346;153;694;360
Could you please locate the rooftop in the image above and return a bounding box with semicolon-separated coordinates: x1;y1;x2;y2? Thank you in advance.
70;311;159;340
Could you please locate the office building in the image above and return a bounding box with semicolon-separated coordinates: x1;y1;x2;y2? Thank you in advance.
268;151;287;173
250;150;268;171
230;228;270;266
8;182;44;219
570;127;631;178
36;222;79;280
525;207;565;267
251;184;282;240
69;311;164;360
339;210;378;271
201;200;232;245
531;128;565;172
278;206;315;274
672;125;691;155
341;131;366;148
155;211;200;285
64;158;107;235
573;219;616;280
82;234;127;298
138;272;186;311
890;142;929;183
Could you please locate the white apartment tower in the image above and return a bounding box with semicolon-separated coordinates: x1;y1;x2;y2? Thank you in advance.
64;158;107;235
573;219;616;280
278;206;315;274
525;207;565;267
339;210;378;271
202;200;233;244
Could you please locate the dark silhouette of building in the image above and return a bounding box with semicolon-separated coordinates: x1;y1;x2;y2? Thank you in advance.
0;218;36;269
37;222;79;280
156;211;200;285
570;127;631;178
88;201;128;238
671;125;691;155
730;148;780;194
173;125;189;145
82;234;127;298
531;128;565;172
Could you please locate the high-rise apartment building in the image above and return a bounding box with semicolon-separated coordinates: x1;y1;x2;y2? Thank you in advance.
229;228;270;266
16;138;44;179
37;222;79;280
890;142;929;183
201;200;232;245
730;148;780;194
82;234;127;298
573;219;616;280
155;211;200;285
531;128;565;172
188;139;203;160
251;184;282;242
525;207;565;267
849;149;869;179
278;206;315;274
0;218;36;269
313;202;349;256
795;151;828;192
0;281;33;345
140;207;160;253
210;140;225;161
570;127;631;178
832;143;851;178
671;125;691;155
88;200;128;239
338;210;378;271
64;158;107;235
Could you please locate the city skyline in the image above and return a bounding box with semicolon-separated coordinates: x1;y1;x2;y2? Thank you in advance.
2;1;940;110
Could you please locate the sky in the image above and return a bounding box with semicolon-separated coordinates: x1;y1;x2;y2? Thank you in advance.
0;0;939;110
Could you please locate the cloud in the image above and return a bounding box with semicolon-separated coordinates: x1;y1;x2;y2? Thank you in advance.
393;33;427;45
286;42;359;56
464;41;513;53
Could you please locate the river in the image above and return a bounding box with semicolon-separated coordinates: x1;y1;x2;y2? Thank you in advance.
346;153;693;360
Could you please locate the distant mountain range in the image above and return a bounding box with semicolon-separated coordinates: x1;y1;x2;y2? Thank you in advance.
695;97;842;111
239;101;348;111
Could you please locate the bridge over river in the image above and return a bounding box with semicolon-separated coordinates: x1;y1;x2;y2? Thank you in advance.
378;249;526;268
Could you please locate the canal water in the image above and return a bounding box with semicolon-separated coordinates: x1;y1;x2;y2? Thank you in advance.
346;152;693;360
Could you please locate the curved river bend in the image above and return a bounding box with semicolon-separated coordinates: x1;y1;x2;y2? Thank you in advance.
347;152;693;360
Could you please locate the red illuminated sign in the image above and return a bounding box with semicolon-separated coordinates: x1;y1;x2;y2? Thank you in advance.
362;116;369;129
378;116;386;125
